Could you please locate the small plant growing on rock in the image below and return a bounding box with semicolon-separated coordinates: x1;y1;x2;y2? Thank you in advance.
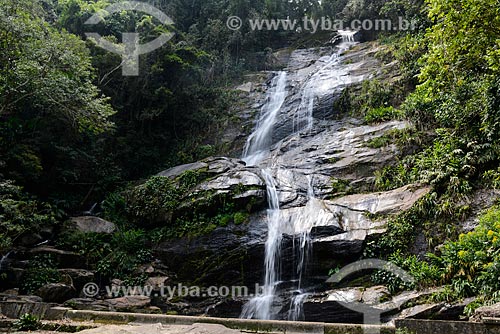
395;328;415;334
14;313;41;331
233;212;249;225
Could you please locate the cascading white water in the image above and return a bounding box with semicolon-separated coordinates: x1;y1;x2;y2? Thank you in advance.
288;292;310;321
294;31;357;133
243;71;288;166
338;29;357;43
241;169;282;320
241;30;358;321
242;173;334;320
240;72;288;319
0;251;13;271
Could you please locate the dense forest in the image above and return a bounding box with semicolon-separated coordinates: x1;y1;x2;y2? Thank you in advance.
3;0;500;326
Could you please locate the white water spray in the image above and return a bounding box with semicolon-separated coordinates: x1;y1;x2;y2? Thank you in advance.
294;31;357;133
241;169;282;320
0;251;13;271
243;72;288;166
241;30;358;321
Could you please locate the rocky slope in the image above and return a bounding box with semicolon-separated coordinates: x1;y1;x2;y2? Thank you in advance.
0;39;465;323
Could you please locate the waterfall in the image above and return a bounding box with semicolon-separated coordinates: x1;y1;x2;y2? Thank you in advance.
241;173;334;320
0;251;13;271
288;292;310;321
240;72;288;319
294;31;357;133
241;169;282;320
338;29;357;43
243;71;288;166
241;30;358;321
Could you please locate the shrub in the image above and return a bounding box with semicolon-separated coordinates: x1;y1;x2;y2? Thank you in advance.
371;251;441;294
96;229;150;279
125;170;207;227
14;313;41;331
364;106;403;124
330;178;352;197
233;212;249;225
21;255;61;294
101;191;127;226
56;231;111;267
0;180;59;251
126;176;180;225
436;206;500;296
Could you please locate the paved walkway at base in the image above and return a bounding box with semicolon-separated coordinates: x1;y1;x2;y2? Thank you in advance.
1;323;245;334
78;323;243;334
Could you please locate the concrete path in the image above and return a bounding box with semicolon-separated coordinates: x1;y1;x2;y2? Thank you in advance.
77;323;243;334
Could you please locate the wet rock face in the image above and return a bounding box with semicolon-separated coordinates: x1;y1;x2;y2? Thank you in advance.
154;43;429;291
154;157;267;225
35;283;76;304
155;182;430;287
272;43;383;144
155;215;267;287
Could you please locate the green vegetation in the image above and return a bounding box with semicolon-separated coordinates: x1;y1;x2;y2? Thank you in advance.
337;78;399;119
3;0;500;317
14;313;42;331
123;171;254;237
434;207;500;300
372;206;500;314
330;178;353;197
364;106;403;124
368;0;500;271
395;329;416;334
372;251;441;293
56;228;152;283
0;181;60;251
21;255;61;294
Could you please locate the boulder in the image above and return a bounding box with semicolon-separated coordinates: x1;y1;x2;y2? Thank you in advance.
397;303;443;319
69;216;116;234
139;157;266;228
0;289;19;296
64;298;109;311
35;283;76;303
106;296;151;312
433;298;475;320
158;161;209;179
0;294;42;302
362;286;390;305
327;287;364;303
329;185;431;216
145;277;170;291
58;269;95;292
18;232;44;247
65;296;152;312
471;302;500;322
27;247;85;269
